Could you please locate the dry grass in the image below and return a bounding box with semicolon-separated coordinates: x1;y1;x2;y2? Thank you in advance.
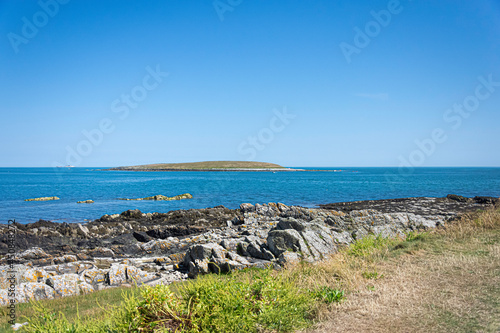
304;208;500;333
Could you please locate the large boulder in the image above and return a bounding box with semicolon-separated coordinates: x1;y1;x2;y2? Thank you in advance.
267;229;308;258
23;282;56;301
47;274;82;297
183;243;251;277
0;283;56;306
81;268;107;286
268;218;338;262
0;265;49;289
107;264;127;286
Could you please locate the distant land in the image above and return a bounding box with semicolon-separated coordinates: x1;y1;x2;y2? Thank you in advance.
108;161;300;172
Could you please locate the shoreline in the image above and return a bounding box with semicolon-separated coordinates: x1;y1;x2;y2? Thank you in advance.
0;195;498;307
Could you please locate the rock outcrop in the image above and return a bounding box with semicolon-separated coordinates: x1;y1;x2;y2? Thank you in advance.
118;193;193;201
0;195;497;305
77;200;94;204
24;196;60;202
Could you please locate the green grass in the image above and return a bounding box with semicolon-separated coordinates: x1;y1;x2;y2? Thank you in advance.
111;161;286;170
13;269;316;333
0;286;136;332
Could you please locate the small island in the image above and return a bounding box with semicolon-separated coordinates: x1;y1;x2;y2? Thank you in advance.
108;161;301;172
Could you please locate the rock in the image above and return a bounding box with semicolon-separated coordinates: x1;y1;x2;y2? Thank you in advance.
278;251;301;265
53;255;78;265
331;231;353;244
299;224;337;260
24;196;59;202
81;268;107;285
94;258;114;269
120;209;144;219
473;196;499;205
273;218;337;260
133;231;153;243
107;264;127;286
118;193;193;201
219;239;240;252
255;203;279;217
88;247;115;258
0;265;49;289
240;203;255;213
77;200;94;204
187;259;209;277
267;229;308;258
20;267;50;283
1;283;56;304
47;274;82;297
23;282;56;301
140;238;178;254
183;243;252;277
15;247;50;260
11;322;29;330
124;265;157;285
76;224;90;238
245;241;274;261
78;282;94;294
76;253;92;261
446;194;470;203
184;243;226;265
276;218;307;232
0;289;8;306
324;215;346;230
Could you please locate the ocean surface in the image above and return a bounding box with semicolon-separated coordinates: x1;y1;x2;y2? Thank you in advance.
0;167;499;224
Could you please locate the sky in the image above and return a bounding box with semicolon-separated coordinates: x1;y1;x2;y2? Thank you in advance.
0;0;499;167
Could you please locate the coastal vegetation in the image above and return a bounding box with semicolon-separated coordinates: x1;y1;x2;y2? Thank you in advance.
2;207;498;332
109;161;287;171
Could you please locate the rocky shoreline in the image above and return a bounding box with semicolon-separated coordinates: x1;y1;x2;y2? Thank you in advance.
0;195;498;306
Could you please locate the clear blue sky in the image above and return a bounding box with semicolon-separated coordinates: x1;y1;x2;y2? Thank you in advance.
1;0;499;167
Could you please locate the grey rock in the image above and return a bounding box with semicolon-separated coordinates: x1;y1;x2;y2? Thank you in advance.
240;203;255;213
47;274;82;297
278;251;301;265
267;229;308;258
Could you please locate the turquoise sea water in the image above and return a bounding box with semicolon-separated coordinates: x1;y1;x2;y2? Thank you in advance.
0;167;499;223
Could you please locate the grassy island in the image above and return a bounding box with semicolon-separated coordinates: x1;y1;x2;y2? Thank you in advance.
109;161;293;171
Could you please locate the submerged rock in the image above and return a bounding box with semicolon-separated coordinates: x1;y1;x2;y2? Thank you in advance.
24;196;60;202
118;193;193;201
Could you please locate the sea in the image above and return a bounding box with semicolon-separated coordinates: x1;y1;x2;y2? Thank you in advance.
0;167;499;224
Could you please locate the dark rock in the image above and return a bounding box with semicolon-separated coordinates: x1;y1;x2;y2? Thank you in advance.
110;233;136;245
133;231;153;243
446;194;471;203
267;229;305;257
473;196;499;205
319;196;497;217
120;209;143;220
